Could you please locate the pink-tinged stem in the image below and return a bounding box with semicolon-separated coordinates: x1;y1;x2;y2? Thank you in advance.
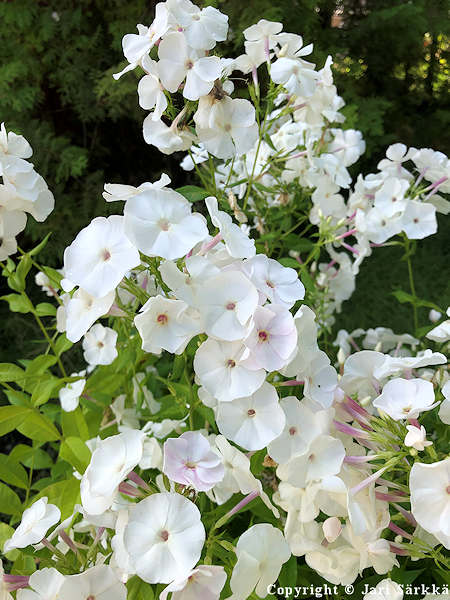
289;151;308;160
370;242;385;248
118;482;144;498
389;543;409;556
58;529;80;555
393;503;417;527
349;337;361;352
41;537;58;555
294;254;303;265
372;378;381;395
94;526;105;545
341;402;372;429
341;242;360;255
365;193;375;200
333;420;370;440
408;418;421;429
292;102;307;111
336;228;357;240
345;396;371;419
252;66;259;88
414;167;428;188
3;575;30;585
347;210;357;222
423;175;448;195
388;522;413;540
128;470;151;491
199;233;223;255
377;477;405;491
375;491;408;503
264;37;270;60
326;259;337;270
350;465;390;496
227;490;259;519
279;379;304;387
393;341;403;357
358;438;378;451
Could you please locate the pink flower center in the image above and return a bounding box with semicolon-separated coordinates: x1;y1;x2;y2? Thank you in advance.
266;280;275;288
160;530;169;541
247;409;256;417
258;330;269;342
102;249;111;261
289;427;297;436
226;302;236;310
157;313;168;325
446;485;450;495
227;359;236;368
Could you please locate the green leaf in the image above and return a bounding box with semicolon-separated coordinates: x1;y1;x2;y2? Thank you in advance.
126;576;154;600
29;233;51;256
86;371;125;396
176;185;209;203
54;334;73;357
278;555;297;595
0;406;30;436
26;355;58;376
17;409;61;442
391;290;443;312
35;302;57;317
0;481;22;515
0;523;19;560
1;293;33;313
31;377;62;407
9;444;53;469
0;453;29;489
60;437;91;474
14;254;32;290
33;477;80;520
61;407;89;441
0;363;26;382
5;390;31;407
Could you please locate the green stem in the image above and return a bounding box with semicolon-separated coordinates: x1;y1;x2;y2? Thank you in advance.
30;300;67;377
404;238;418;334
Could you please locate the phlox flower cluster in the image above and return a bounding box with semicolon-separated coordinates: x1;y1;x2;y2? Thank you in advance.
0;123;54;260
0;0;449;597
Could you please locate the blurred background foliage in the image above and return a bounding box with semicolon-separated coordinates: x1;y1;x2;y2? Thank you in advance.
1;0;449;361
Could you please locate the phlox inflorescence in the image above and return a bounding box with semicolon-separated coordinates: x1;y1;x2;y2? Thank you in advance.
0;0;449;597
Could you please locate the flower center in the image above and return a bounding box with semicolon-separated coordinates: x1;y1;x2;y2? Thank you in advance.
185;461;197;469
102;249;111;261
413;218;419;223
289;426;297;436
247;409;256;417
266;280;275;288
258;330;269;342
157;313;168;325
226;302;236;310
226;359;236;368
185;59;194;70
159;530;169;542
87;596;95;600
159;219;170;231
402;405;411;414
446;485;450;495
97;341;104;348
224;124;232;132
